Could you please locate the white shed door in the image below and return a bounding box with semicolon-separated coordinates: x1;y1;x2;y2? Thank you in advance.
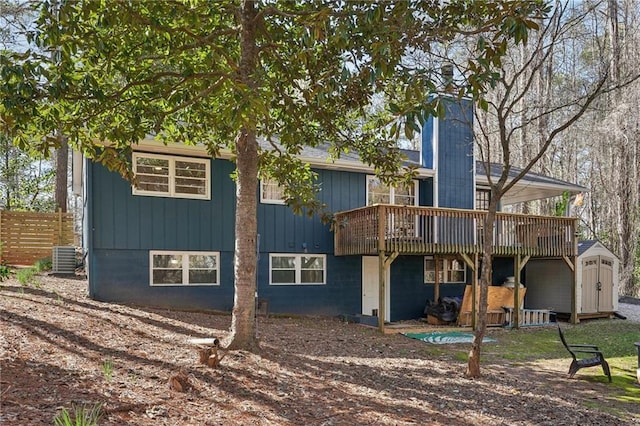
581;256;599;314
581;255;614;313
362;256;390;321
597;257;614;311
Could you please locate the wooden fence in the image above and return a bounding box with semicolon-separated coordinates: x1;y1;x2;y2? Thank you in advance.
0;209;75;266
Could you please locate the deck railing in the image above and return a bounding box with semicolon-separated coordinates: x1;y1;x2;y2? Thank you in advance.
334;204;577;257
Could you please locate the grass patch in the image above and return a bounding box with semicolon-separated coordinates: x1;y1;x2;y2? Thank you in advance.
475;320;640;418
54;402;103;426
102;357;114;381
16;268;39;286
420;320;640;418
483;320;640;362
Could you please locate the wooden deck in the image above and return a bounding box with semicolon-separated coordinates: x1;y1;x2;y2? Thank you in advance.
334;204;578;257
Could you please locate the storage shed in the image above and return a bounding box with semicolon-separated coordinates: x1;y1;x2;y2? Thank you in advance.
524;240;619;320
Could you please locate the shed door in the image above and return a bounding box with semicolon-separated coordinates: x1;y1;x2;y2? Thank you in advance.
581;255;614;314
597;257;614;311
362;256;390;321
581;256;599;314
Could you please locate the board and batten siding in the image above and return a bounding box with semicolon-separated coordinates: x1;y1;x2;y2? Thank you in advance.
257;169;365;254
87;157;238;309
437;100;474;209
86;157;412;315
91;157;236;251
421;98;474;210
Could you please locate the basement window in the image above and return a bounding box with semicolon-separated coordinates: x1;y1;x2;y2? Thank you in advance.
150;251;219;286
424;256;466;284
269;254;326;285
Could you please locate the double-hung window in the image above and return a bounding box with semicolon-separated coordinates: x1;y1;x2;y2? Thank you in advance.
366;176;418;206
367;176;419;237
269;254;326;285
475;188;490;210
260;178;285;204
133;153;210;200
424;256;466;283
150;251;219;286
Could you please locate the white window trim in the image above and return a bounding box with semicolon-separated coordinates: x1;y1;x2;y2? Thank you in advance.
366;175;419;206
132;152;211;200
424;256;467;284
260;178;286;205
150;250;220;286
269;253;327;285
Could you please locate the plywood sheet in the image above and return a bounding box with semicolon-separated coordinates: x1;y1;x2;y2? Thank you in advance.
459;285;526;314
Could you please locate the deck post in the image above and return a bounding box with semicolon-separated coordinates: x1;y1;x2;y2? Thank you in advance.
378;251;386;332
572;223;579;324
472;253;478;330
377;205;386;332
514;255;521;329
571;254;578;324
571;231;579;324
460;253;478;330
434;255;440;302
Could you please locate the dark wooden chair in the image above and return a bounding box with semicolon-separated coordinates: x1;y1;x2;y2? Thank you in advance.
558;324;611;382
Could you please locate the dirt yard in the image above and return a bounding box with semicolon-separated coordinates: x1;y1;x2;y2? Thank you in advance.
1;275;638;425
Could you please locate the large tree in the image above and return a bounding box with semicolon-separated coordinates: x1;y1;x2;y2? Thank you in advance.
466;0;640;377
1;0;545;350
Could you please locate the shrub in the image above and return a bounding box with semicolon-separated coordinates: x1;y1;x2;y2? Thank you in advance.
54;403;103;426
34;257;52;272
16;268;37;286
0;264;10;281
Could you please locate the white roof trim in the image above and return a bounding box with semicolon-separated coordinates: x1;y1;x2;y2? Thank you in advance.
475;175;586;205
133;138;436;178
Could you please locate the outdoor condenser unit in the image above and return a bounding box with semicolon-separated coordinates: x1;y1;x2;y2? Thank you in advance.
52;246;76;274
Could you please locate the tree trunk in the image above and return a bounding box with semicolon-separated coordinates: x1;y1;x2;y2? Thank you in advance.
225;0;260;351
467;195;499;377
54;133;68;212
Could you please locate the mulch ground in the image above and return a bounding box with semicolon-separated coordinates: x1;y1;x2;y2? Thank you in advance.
1;274;638;425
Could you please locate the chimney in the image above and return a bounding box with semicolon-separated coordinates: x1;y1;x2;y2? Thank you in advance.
441;63;454;92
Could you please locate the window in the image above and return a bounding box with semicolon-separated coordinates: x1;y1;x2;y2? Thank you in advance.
424;256;466;283
476;188;490;210
367;176;419;237
269;254;326;285
260;178;285;204
150;251;219;286
133;153;210;200
366;176;418;206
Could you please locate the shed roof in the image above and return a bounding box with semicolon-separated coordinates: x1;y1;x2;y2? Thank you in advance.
578;240;599;256
577;239;618;259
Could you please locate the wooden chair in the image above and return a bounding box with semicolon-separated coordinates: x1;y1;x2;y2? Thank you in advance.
558;324;611;382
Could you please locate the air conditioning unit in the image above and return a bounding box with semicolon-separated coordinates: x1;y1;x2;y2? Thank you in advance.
52;246;76;274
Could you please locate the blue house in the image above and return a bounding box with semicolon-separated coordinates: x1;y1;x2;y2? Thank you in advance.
82;99;586;326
